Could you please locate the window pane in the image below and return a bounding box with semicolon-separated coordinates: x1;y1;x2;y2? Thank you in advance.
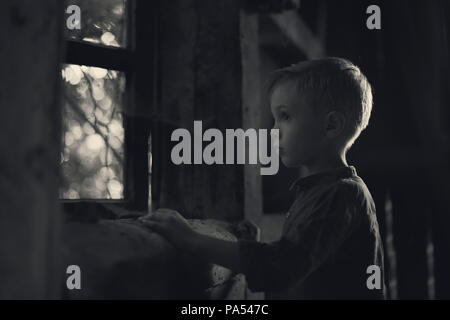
60;64;126;199
65;0;128;48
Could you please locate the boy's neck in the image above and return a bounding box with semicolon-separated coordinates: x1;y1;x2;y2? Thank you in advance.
302;153;348;177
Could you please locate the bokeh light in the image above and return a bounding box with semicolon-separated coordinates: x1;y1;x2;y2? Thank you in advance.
60;63;125;199
64;0;128;48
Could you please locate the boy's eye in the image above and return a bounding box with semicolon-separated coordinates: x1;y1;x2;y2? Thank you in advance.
279;112;290;121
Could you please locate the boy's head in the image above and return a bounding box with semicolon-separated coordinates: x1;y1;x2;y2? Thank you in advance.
268;57;373;167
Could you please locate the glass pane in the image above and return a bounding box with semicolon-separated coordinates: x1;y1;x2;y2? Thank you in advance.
60;64;126;199
65;0;128;48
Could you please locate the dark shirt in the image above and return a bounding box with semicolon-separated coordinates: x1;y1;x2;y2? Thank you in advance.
238;166;386;299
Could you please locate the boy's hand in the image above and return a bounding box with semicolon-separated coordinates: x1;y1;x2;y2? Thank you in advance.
140;209;242;272
138;208;199;252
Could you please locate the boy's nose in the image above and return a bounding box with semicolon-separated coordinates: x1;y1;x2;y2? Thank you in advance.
271;129;280;144
271;124;280;135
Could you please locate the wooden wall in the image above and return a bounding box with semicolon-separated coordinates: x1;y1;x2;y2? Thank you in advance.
0;0;64;298
153;0;253;222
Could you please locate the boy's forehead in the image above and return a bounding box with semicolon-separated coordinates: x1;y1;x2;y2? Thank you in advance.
270;81;307;108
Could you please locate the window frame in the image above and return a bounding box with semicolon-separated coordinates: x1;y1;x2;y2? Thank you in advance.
60;0;158;218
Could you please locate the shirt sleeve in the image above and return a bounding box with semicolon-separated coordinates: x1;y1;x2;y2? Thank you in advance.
238;182;361;293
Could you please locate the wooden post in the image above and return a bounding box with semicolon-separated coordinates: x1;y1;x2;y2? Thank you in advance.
0;1;63;298
240;11;263;228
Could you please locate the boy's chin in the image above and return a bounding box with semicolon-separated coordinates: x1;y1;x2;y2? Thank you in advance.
281;156;300;168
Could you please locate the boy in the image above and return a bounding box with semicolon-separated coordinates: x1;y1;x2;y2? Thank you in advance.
140;57;386;299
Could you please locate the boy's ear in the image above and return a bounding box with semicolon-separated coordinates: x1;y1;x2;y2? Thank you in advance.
325;111;346;138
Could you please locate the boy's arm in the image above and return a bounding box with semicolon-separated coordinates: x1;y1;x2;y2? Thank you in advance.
191;233;243;272
139;209;243;272
139;208;309;292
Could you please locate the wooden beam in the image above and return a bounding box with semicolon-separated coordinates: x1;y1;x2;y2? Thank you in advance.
270;10;325;59
65;40;133;71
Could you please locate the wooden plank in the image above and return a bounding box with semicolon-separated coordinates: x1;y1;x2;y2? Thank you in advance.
240;11;263;227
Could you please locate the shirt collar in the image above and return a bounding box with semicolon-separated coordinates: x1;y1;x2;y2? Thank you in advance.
289;165;358;193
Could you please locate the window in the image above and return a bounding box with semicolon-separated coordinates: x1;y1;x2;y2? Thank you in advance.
60;0;157;217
